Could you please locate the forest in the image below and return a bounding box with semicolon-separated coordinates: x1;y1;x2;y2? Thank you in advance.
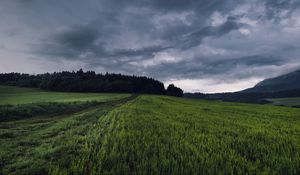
0;69;183;97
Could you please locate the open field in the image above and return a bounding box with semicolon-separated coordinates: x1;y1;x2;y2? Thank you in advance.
267;97;300;107
0;97;133;174
0;86;130;105
1;87;300;174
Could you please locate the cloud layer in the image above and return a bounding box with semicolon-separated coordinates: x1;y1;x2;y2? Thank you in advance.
0;0;300;92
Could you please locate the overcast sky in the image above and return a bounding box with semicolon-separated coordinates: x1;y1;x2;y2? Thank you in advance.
1;0;300;93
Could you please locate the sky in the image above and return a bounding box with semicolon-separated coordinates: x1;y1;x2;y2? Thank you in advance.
0;0;300;93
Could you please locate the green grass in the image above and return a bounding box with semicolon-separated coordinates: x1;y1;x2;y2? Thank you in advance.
267;97;300;107
1;94;300;174
0;98;133;175
0;101;103;121
72;96;299;174
0;86;130;105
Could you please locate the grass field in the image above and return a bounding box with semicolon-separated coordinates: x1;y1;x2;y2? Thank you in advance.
267;97;300;107
1;86;300;174
0;86;130;105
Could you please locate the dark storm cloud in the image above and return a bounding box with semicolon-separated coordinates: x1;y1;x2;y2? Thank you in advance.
34;0;243;61
149;0;226;12
110;46;170;58
16;0;36;4
54;26;99;51
36;23;169;63
181;19;242;49
34;25;97;58
30;0;299;78
212;55;283;67
1;0;300;92
148;0;252;20
264;0;300;20
142;55;285;81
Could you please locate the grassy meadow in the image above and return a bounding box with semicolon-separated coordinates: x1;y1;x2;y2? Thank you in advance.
0;86;129;105
1;86;300;174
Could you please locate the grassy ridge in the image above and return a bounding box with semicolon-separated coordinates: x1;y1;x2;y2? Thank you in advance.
0;86;129;105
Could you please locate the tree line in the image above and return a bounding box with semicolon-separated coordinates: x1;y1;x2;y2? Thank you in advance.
0;69;183;97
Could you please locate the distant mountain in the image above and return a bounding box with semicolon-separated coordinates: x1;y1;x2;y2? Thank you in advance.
242;69;300;93
184;69;300;104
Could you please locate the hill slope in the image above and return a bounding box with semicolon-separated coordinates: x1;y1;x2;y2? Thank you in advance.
243;69;300;93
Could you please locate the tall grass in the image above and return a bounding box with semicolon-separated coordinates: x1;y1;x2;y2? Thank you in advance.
54;96;300;174
0;96;134;175
1;95;300;174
